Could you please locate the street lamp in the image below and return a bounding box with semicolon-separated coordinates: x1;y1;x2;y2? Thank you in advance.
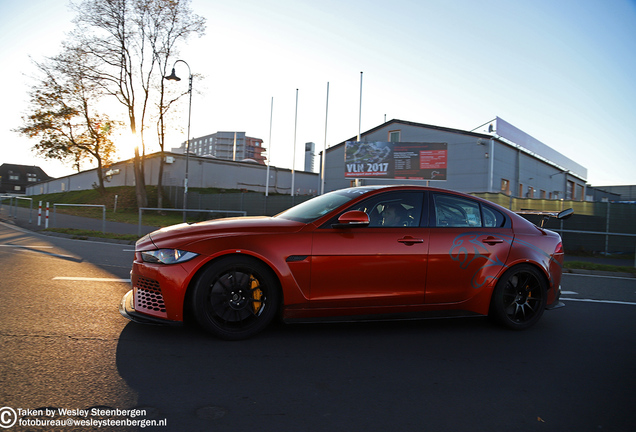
164;60;192;219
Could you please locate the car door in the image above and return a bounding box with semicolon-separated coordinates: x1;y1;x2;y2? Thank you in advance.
309;191;429;309
425;193;513;304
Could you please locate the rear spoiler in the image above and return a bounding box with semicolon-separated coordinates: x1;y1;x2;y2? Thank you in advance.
516;208;574;227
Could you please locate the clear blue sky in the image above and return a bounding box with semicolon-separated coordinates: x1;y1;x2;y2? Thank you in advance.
1;0;635;186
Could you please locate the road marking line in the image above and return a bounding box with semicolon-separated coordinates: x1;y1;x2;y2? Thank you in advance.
561;297;636;306
563;273;635;281
53;277;131;283
561;291;578;295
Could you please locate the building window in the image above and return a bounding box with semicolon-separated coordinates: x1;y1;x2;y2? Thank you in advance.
9;174;19;180
576;184;584;201
388;130;401;142
519;183;523;198
501;179;510;195
567;181;575;200
540;190;546;199
527;186;534;198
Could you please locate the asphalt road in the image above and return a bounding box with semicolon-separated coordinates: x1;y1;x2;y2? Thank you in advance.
0;221;635;432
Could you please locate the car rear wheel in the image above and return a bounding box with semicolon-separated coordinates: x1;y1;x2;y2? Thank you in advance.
490;264;547;330
191;256;280;340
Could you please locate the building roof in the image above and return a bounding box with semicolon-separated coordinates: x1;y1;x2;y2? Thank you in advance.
0;163;51;179
332;119;492;148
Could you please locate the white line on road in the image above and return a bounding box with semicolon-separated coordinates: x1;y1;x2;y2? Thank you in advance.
561;297;636;306
53;277;131;283
563;273;635;281
561;291;578;295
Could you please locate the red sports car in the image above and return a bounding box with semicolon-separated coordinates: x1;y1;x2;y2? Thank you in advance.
120;185;571;340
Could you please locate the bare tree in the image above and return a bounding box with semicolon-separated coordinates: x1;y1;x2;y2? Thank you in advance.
142;0;205;208
16;48;116;194
69;0;205;208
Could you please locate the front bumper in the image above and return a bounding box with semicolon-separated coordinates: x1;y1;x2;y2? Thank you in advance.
119;289;183;326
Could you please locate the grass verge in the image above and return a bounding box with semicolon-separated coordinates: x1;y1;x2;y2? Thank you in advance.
564;261;636;276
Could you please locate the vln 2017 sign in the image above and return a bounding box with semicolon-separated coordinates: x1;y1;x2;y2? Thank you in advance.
345;142;447;180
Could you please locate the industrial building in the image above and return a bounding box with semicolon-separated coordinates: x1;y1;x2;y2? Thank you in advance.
322;118;589;201
26;152;320;197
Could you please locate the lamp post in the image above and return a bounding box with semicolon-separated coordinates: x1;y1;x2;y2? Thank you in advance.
164;60;192;220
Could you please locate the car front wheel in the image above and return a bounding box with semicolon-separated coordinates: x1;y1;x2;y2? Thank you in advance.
190;256;280;340
490;264;547;330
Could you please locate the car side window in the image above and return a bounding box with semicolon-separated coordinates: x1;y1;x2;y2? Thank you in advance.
433;194;481;227
482;205;506;228
432;194;508;228
348;192;425;227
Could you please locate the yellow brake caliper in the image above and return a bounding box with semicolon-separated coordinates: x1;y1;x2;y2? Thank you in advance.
251;276;263;314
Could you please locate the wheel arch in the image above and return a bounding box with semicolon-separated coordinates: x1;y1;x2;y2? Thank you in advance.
183;252;284;323
505;258;552;290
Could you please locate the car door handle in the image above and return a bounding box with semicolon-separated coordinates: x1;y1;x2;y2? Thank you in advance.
398;236;424;245
482;236;504;245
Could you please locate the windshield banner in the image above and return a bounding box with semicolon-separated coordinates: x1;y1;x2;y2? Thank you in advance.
344;141;447;180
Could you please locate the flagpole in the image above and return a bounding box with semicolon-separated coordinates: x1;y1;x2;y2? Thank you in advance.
358;71;363;141
291;88;298;197
321;82;329;195
265;97;273;196
356;72;363;187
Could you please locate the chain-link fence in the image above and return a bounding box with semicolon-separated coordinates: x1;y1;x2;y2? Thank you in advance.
165;186;315;217
477;193;636;256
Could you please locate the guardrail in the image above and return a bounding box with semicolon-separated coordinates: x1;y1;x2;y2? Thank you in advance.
138;208;247;236
0;195;34;223
53;204;106;233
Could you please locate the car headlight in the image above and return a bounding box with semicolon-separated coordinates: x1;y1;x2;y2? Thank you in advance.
141;249;199;264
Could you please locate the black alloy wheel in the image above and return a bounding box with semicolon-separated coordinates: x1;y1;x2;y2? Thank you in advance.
490;264;547;330
191;256;280;340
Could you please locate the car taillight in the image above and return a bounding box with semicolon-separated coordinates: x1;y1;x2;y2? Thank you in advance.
555;242;564;254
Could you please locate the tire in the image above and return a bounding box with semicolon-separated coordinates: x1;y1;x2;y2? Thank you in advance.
190;256;280;340
490;264;547;330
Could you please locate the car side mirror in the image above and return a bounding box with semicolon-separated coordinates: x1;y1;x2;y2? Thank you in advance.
332;210;370;229
557;208;574;220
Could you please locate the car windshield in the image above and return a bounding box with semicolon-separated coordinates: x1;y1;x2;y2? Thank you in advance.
276;187;377;223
